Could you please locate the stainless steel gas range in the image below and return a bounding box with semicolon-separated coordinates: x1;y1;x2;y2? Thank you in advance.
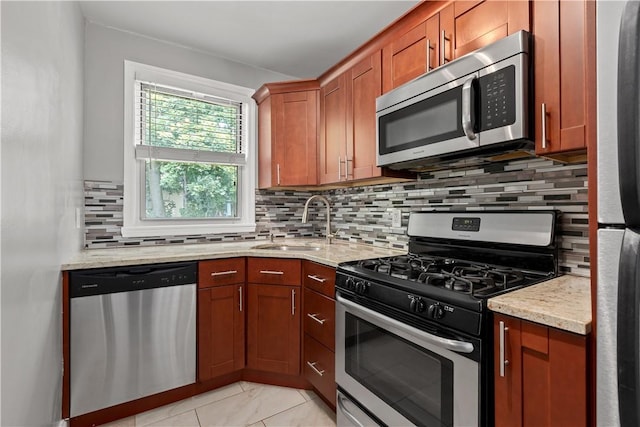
334;211;558;427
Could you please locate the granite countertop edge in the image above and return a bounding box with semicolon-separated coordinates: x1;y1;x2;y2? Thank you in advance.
488;275;592;335
61;238;406;270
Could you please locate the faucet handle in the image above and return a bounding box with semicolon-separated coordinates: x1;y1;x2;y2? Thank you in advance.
269;233;275;242
327;233;335;245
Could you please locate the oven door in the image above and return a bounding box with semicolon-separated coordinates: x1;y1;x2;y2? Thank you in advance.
336;293;480;427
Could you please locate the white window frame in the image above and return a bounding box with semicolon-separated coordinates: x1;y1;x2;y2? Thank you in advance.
122;60;256;238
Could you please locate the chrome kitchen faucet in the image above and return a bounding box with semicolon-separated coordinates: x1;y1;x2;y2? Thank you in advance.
301;195;333;244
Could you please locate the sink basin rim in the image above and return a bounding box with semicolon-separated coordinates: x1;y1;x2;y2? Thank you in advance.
251;243;322;251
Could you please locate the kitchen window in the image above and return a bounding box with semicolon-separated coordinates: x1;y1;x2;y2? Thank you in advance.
123;61;256;237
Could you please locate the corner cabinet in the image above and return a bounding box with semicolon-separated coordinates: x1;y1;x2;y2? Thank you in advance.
493;314;588;427
253;81;319;188
302;261;337;407
246;258;301;375
198;258;246;382
533;0;595;158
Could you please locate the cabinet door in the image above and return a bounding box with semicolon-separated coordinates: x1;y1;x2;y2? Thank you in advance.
247;284;301;375
303;334;336;407
534;0;594;155
319;74;347;184
346;51;382;181
494;314;523;427
273;91;318;186
382;4;454;93
198;284;245;382
494;314;588;427
453;1;528;58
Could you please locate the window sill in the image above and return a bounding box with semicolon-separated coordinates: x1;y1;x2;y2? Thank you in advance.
121;222;257;238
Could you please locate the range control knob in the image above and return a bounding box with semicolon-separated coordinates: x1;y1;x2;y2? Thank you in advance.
428;303;445;320
409;296;426;313
345;277;355;290
354;281;369;295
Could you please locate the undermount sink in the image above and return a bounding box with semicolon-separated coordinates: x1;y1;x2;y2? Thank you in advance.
252;243;322;251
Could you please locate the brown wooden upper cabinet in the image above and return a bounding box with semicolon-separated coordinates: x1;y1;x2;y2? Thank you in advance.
453;1;529;58
533;0;595;157
382;4;454;93
253;81;319;188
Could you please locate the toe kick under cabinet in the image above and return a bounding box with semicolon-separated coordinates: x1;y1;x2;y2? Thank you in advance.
302;261;337;408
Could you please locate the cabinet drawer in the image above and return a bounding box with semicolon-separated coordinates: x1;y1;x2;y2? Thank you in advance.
199;258;245;288
303;334;336;407
247;258;301;286
302;261;335;298
303;288;335;351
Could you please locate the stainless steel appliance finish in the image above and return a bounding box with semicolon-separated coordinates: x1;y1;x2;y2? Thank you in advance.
336;295;479;427
335;211;557;427
69;262;197;417
337;391;380;427
407;210;555;247
596;2;640;426
376;30;531;170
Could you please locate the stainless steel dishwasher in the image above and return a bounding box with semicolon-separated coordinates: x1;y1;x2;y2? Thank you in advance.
69;262;197;417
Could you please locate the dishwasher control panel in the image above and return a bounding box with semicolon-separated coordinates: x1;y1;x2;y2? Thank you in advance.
69;261;197;297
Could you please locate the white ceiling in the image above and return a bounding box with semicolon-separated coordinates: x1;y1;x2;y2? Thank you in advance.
78;1;420;79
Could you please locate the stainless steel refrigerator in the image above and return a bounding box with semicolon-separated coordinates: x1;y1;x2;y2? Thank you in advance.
597;1;640;425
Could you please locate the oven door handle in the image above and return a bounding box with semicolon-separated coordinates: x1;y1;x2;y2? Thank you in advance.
337;393;365;427
337;295;474;354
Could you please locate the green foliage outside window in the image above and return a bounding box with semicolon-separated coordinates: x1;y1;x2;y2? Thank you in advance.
140;86;241;219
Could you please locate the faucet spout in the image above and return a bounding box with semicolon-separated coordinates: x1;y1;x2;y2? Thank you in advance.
301;195;333;244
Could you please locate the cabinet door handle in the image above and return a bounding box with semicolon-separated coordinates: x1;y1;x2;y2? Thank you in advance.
307;274;326;283
277;163;281;185
541;103;548;149
210;270;237;277
346;157;353;178
441;30;450;64
307;313;326;325
238;286;243;312
338;156;342;181
291;289;296;315
306;361;325;376
426;38;433;71
499;320;510;377
259;270;284;275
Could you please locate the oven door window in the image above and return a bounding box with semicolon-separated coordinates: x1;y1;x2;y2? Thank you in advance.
378;86;463;155
345;312;454;427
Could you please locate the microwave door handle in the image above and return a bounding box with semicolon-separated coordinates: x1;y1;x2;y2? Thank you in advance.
462;77;477;140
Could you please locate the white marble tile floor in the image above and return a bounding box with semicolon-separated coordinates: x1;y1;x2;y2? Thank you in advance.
100;382;336;427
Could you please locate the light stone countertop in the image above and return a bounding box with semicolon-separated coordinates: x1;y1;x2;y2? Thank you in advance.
62;238;406;270
488;275;592;335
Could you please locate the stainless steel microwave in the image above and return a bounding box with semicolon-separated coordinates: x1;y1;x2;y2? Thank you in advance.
376;30;532;170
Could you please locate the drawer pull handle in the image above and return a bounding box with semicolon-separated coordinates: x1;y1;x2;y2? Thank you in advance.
307;361;325;376
210;270;237;277
307;313;326;325
307;274;326;283
499;320;510;377
259;270;284;275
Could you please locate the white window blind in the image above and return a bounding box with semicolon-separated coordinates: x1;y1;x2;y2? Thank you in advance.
134;82;246;165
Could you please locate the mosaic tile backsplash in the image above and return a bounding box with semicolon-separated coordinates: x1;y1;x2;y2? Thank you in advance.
85;157;590;276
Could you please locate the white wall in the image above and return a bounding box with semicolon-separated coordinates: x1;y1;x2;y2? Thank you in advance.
83;22;294;182
1;1;85;425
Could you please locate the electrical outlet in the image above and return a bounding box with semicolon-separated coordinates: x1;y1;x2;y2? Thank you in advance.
391;208;402;228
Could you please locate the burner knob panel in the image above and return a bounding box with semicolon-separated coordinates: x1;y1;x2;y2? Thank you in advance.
428;303;445;320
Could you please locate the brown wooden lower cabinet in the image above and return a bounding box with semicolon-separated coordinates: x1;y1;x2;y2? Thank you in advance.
198;284;245;382
493;313;588;427
247;283;301;375
303;334;336;407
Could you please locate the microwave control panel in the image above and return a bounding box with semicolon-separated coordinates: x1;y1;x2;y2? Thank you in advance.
478;65;516;131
